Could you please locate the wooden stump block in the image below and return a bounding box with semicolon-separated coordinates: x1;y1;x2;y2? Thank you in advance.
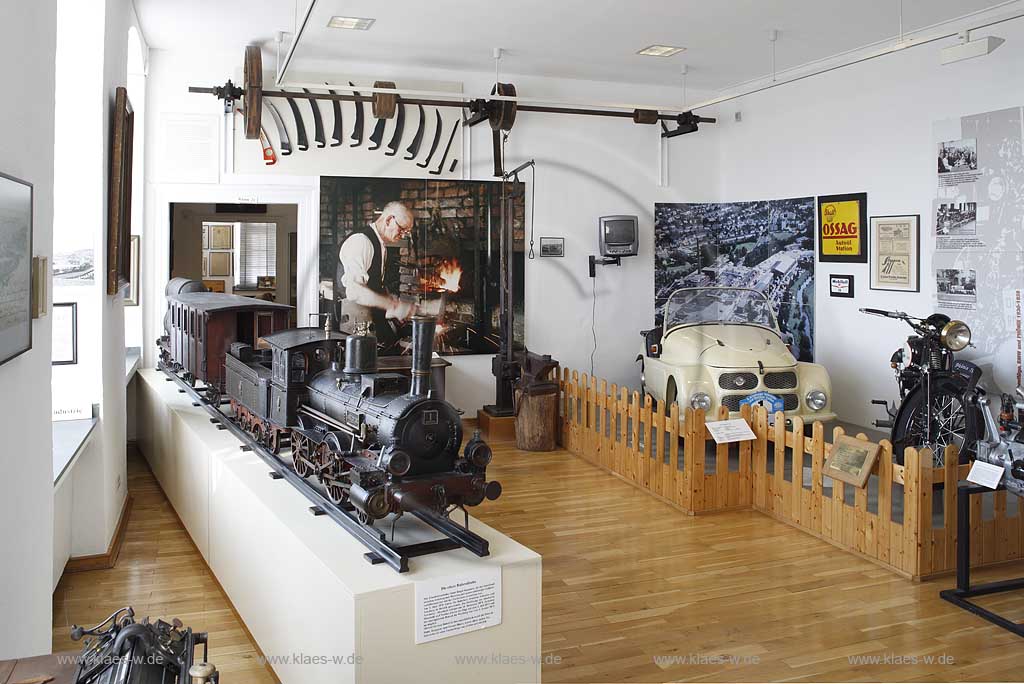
515;391;558;451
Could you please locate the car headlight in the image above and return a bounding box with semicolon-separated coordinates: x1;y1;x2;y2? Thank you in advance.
940;320;971;351
690;392;712;411
805;390;827;411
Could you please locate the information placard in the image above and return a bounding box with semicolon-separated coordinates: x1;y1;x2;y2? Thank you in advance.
415;568;502;644
705;418;756;444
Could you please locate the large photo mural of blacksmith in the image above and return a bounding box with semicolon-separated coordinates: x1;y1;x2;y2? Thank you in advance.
319;176;525;356
654;197;817;361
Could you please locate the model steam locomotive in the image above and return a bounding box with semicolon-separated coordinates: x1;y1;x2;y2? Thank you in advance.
159;280;501;530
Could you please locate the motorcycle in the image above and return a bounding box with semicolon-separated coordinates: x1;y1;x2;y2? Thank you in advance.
965;380;1024;498
861;308;980;466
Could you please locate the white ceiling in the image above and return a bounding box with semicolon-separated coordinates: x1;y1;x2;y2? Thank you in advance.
135;0;1016;90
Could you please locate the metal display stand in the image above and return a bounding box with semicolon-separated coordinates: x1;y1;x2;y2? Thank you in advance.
939;481;1024;637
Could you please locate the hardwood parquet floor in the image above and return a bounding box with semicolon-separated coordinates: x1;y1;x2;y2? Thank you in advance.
51;448;276;683
53;442;1024;683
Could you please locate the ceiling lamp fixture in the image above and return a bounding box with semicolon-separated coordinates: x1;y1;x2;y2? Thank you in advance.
637;44;685;57
941;30;1004;65
327;16;375;30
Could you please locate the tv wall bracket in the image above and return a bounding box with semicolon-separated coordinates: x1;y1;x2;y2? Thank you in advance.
589;255;621;278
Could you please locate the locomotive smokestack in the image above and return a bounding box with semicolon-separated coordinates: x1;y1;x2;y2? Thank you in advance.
410;315;436;396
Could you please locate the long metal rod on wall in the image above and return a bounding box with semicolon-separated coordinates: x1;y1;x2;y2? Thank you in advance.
275;0;318;86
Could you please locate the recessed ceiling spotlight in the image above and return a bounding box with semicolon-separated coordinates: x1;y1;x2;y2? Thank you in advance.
637;44;686;57
327;16;375;30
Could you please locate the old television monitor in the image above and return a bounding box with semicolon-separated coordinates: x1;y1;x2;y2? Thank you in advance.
599;215;639;257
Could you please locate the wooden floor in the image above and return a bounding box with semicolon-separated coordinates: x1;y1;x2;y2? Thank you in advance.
54;443;1024;683
51;449;276;683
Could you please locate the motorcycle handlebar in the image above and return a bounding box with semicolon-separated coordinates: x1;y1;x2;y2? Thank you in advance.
859;307;903;318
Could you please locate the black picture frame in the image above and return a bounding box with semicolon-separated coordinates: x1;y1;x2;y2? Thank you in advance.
52;302;78;366
0;171;33;368
817;192;868;263
539;236;564;257
829;274;855;298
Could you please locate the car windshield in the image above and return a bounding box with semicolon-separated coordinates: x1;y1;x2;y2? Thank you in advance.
664;288;778;331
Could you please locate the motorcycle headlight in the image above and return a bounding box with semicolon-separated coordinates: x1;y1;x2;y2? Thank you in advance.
690;392;712;411
805;389;827;411
941;320;972;351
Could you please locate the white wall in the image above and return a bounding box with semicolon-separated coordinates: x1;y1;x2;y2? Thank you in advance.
712;20;1024;428
142;47;720;413
0;0;57;660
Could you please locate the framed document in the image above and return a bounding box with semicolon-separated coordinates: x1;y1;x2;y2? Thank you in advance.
824;435;881;489
52;302;78;366
208;251;232;277
208;223;233;250
870;215;919;292
829;274;854;298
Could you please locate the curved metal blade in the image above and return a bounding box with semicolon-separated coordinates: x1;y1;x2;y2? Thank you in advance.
303;88;326;148
265;101;292;155
327;85;343;146
416;110;443;168
350;82;364;147
404;105;425;160
385;101;405;156
285;95;308;151
368;117;386;150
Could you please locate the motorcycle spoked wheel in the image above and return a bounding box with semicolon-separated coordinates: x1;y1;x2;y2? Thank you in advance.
892;376;978;467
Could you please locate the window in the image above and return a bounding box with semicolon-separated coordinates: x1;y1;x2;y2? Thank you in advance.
236;222;277;289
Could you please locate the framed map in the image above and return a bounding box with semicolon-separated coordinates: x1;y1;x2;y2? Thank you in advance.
0;171;33;368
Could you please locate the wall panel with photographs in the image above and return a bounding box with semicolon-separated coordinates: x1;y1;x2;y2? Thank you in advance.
654;197;816;361
319;176;525;356
932;106;1024;391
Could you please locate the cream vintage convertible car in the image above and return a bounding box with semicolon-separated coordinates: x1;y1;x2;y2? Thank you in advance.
640;287;835;422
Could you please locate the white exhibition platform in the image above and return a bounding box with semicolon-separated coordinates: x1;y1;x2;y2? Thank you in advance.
136;369;542;684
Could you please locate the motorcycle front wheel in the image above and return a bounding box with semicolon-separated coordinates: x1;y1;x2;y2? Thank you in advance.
892;375;978;467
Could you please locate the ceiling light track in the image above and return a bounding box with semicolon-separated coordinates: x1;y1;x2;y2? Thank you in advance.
685;5;1024;112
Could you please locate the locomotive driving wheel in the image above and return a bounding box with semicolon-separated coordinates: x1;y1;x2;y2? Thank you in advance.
268;429;281;454
291;432;312;478
325;482;347;505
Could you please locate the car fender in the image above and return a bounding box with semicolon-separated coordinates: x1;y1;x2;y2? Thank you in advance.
669;366;715;409
796;361;833;412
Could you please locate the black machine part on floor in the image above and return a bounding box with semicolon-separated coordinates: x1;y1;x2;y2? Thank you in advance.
939;481;1024;638
70;606;218;683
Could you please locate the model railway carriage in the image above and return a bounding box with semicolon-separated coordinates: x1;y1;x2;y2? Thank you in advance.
159;278;291;402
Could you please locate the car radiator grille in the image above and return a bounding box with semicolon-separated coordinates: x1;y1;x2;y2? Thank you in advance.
721;394;800;412
764;371;798;389
718;372;758;390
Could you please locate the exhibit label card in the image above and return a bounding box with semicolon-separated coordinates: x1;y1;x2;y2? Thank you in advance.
966;460;1004;490
415;567;501;644
705;419;756;444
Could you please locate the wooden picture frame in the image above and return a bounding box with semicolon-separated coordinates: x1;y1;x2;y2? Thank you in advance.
202;253;209;277
209;224;233;250
52;302;78;366
107;86;134;295
869;214;920;292
0;171;33;367
824;435;881;489
126;236;140;306
817;192;868;263
202;225;209;250
208;251;232;277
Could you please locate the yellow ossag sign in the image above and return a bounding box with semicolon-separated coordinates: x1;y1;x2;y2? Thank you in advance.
820;200;861;256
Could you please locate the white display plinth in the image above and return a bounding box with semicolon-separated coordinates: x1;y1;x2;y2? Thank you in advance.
136;369;542;684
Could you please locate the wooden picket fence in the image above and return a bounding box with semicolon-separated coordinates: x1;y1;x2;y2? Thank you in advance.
559;368;1024;580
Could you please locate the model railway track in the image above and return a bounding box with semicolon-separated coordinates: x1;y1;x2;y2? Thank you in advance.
159;363;489;573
